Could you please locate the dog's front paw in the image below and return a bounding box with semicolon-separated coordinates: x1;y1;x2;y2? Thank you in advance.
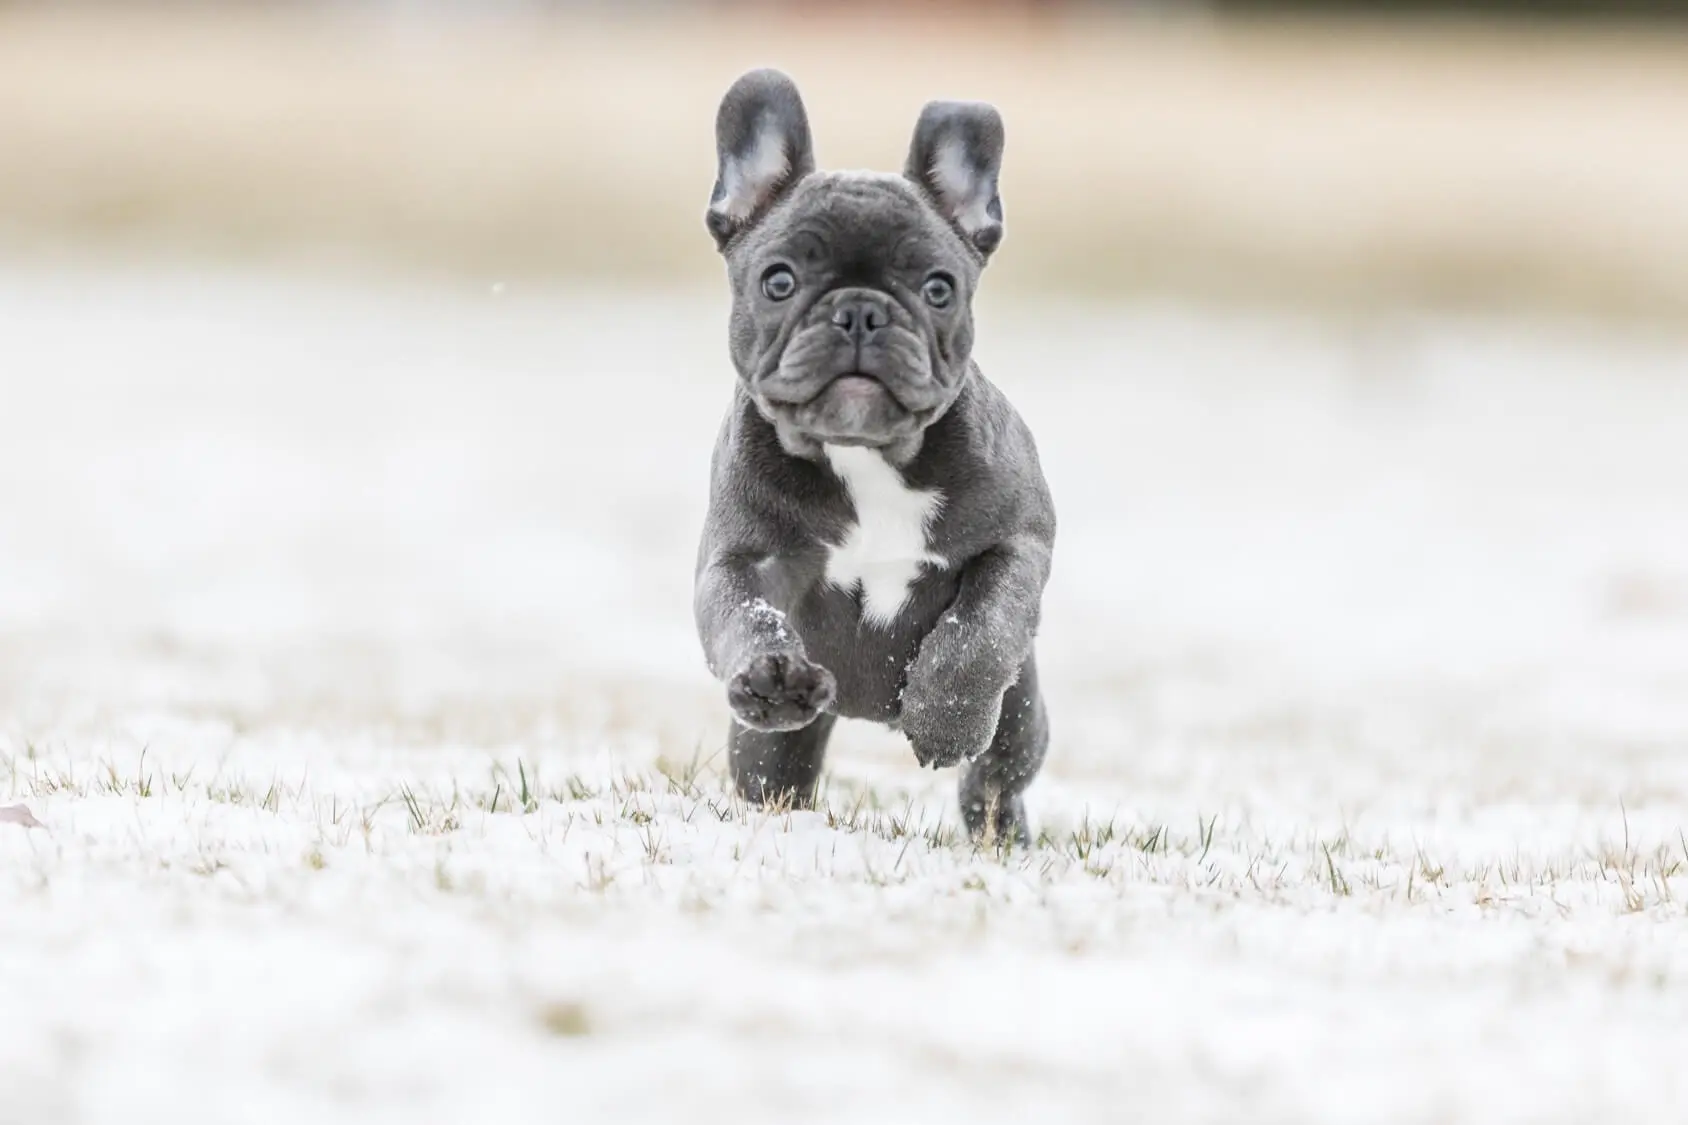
901;685;1002;769
727;652;836;732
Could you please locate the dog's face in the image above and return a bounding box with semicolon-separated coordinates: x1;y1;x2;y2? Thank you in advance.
706;70;1006;455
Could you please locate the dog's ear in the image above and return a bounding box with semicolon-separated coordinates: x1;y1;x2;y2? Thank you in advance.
904;100;1005;260
706;69;815;251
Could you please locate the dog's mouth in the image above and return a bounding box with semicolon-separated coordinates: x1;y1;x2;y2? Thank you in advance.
821;373;894;405
776;372;922;446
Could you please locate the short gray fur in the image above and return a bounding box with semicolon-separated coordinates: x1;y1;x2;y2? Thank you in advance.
694;68;1056;844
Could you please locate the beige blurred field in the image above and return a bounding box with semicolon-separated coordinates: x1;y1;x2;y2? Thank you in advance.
3;7;1688;319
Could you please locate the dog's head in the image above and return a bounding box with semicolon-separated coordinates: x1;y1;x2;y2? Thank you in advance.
706;69;1005;457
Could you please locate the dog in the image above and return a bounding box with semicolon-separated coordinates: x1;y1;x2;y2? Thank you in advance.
693;69;1056;844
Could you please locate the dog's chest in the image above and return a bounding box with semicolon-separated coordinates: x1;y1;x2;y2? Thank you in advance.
821;445;946;626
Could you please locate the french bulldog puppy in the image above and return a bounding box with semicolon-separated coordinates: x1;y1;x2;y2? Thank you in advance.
693;69;1056;844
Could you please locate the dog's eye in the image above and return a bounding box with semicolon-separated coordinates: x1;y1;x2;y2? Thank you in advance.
761;266;797;302
921;273;956;309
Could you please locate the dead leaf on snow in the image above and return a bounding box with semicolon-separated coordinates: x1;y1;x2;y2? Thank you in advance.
0;804;44;829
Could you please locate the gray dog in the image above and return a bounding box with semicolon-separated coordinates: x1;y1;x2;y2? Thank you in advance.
693;69;1057;843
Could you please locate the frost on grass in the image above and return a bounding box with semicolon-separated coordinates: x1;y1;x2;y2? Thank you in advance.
3;269;1688;1124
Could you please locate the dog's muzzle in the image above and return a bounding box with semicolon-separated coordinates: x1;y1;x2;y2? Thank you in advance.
785;373;916;445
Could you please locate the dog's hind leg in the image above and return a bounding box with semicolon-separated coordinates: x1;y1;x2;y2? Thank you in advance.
729;713;837;810
958;655;1048;846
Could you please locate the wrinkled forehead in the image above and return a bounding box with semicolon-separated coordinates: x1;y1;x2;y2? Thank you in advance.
753;172;971;269
800;171;930;224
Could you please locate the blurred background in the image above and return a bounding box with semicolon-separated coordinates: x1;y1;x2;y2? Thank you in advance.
2;0;1687;318
4;0;1688;746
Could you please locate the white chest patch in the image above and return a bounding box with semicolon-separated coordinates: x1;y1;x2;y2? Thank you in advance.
822;445;946;627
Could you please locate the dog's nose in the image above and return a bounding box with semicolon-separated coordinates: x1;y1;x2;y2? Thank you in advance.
830;299;887;343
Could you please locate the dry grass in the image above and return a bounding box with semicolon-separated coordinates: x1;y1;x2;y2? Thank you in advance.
7;742;1684;914
3;7;1688;319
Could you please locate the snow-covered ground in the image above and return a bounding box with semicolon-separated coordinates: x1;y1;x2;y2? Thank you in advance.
3;263;1687;1124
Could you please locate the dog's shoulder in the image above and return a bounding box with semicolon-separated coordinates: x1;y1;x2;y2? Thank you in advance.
702;388;845;551
914;369;1055;544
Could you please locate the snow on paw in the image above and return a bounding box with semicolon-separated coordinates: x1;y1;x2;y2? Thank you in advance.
727;652;836;732
901;688;1000;770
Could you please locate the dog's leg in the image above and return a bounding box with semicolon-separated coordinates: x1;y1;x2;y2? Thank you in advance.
958;656;1047;846
900;535;1051;770
696;552;836;733
730;712;837;809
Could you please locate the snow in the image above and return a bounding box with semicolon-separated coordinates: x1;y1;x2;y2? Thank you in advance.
3;262;1688;1124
